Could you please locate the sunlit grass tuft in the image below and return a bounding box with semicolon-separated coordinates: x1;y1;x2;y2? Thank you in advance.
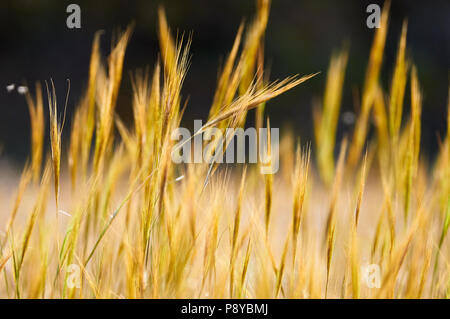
0;0;448;299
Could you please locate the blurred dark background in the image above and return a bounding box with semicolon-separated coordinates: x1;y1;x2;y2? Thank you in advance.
0;0;449;164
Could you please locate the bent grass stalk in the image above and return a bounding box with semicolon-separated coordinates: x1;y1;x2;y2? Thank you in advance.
0;0;448;299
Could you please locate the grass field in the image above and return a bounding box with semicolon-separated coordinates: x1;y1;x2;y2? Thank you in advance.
0;1;449;298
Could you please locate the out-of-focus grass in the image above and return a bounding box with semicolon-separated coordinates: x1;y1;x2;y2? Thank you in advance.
0;0;449;298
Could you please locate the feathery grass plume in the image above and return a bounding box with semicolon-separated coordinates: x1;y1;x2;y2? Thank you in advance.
140;63;161;233
45;80;68;287
314;48;348;184
388;21;408;147
173;71;316;188
348;1;390;166
239;0;270;94
254;45;268;131
386;22;409;201
24;82;45;183
200;0;270;130
130;69;150;166
203;74;318;130
201;72;316;187
13;161;51;297
403;66;422;220
207;0;272;130
75;31;103;182
125;69;151;228
157;63;189;219
377;205;424;298
68;98;84;189
93;25;133;174
46;79;68;211
146;62;161;154
209;23;244;119
324;138;347;297
158;7;177;79
150;10;192;228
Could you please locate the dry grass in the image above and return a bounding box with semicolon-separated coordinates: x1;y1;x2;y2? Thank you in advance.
0;1;449;298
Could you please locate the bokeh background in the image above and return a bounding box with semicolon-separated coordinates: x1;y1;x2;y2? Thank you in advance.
0;0;449;164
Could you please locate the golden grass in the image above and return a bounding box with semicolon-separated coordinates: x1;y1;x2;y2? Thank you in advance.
0;0;449;299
